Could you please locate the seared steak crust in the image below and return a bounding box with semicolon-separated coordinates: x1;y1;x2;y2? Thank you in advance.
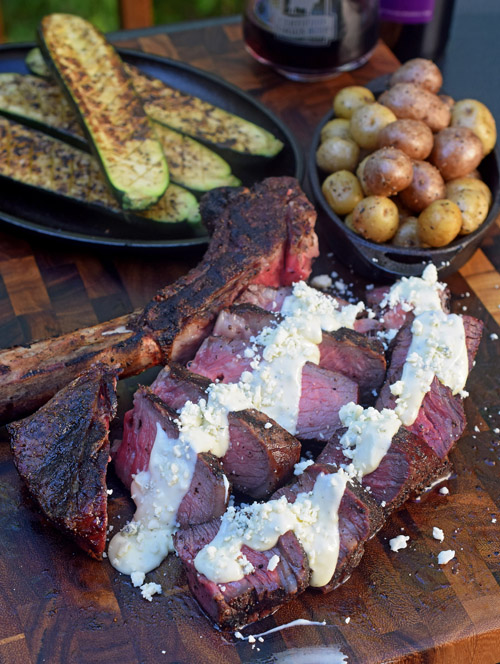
7;366;118;558
318;428;450;515
174;519;310;630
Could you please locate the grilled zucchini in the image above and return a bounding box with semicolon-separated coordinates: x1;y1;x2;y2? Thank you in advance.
38;13;169;210
0;73;240;192
0;115;200;223
25;47;51;78
25;45;283;158
127;65;284;157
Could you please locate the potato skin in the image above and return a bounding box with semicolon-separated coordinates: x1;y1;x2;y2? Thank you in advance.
445;177;492;206
356;155;371;195
333;86;375;119
430;127;484;180
390;58;443;94
316;136;360;173
446;188;489;235
321;170;364;216
392;217;421;247
378;83;451;132
352;195;399;243
350;103;397;150
399;160;446;212
363;147;413;197
378;119;434;160
321;118;352;143
439;94;455;110
417;199;462;247
451;99;497;155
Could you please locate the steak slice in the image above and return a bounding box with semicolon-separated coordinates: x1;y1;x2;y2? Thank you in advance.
0;177;318;424
188;336;358;440
272;463;384;591
317;428;450;515
7;366;118;558
174;519;310;630
151;364;301;499
376;315;483;458
113;387;229;526
212;304;384;403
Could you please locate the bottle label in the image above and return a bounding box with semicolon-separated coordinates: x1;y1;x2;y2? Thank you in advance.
257;1;338;45
379;0;436;24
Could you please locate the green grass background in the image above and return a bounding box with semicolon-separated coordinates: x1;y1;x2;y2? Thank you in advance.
3;0;244;42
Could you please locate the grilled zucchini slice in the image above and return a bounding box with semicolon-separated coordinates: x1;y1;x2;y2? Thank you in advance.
25;47;51;78
25;45;283;158
0;115;200;223
0;73;240;192
126;65;284;158
38;13;169;210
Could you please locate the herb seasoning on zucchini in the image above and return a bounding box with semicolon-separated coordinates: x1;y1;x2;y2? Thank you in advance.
38;14;169;210
0;115;200;224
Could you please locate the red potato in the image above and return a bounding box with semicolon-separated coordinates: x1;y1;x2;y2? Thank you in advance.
378;83;451;132
363;147;413;197
378;119;434;160
430;127;484;181
399;160;446;212
390;58;443;94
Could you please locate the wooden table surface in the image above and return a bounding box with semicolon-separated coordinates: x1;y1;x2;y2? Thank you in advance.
1;19;500;664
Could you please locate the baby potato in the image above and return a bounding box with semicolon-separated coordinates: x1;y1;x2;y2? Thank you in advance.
333;86;375;119
445;177;492;206
417;199;462;247
356;155;371;195
363;147;413;197
378;83;451;132
344;211;357;232
350;103;397;150
399;160;446;212
446;188;489;234
321;170;364;216
316;136;360;173
378;119;434;160
392;216;421;247
352;195;399;243
430;127;484;180
390;58;443;94
320;118;352;142
451;99;497;155
439;94;455;110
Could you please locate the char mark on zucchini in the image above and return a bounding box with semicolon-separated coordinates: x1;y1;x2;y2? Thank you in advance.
38;13;169;210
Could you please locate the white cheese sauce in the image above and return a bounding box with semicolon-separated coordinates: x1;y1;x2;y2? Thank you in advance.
390;310;468;426
380;264;445;315
194;469;349;587
109;282;359;581
338;404;401;477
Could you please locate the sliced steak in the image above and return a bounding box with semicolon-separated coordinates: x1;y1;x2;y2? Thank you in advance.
235;284;292;312
151;364;301;499
0;177;318;424
297;363;358;440
226;409;300;498
376;315;483;458
188;335;358;440
273;463;384;591
113;386;229;526
318;428;450;515
212;304;385;403
7;366;118;558
174;519;310;630
319;329;386;403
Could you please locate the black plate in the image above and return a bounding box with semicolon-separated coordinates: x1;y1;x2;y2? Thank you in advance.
309;74;500;280
0;43;303;250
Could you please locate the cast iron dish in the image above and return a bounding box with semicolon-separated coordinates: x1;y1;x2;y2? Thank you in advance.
308;77;500;281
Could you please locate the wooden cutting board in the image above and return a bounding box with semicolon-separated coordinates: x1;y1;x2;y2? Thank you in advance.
1;21;500;664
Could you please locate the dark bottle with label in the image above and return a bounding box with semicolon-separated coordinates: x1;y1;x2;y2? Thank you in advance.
379;0;455;62
243;0;379;82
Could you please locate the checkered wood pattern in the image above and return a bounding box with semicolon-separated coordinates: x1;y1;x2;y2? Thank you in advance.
0;23;499;664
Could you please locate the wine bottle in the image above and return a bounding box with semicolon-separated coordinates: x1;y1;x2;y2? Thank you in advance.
379;0;455;62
